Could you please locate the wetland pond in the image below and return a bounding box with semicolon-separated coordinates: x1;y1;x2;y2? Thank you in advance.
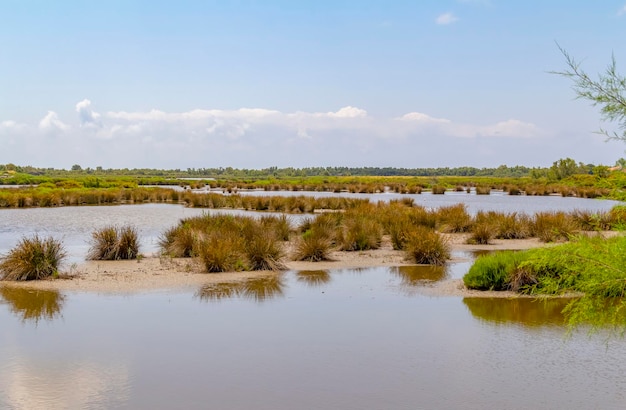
0;196;625;409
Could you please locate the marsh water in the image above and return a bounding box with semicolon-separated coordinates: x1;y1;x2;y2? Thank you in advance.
1;196;626;409
2;265;626;409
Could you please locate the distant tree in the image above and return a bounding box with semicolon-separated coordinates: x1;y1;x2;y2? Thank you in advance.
549;158;578;180
553;44;626;141
71;164;82;171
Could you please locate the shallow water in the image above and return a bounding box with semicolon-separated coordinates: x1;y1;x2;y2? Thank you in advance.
0;204;307;264
1;267;625;410
234;188;623;215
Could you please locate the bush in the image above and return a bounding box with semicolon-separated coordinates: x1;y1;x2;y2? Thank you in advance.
87;225;140;260
0;235;66;281
463;251;522;291
404;226;450;265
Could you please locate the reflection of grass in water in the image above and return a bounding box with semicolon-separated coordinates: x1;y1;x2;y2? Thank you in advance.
296;270;331;287
197;275;285;302
0;286;65;323
463;297;568;328
389;265;447;286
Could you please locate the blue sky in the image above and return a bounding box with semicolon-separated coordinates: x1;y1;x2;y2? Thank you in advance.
2;0;626;169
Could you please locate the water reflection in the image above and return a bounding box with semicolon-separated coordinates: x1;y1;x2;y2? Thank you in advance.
295;270;331;287
197;274;285;302
388;265;448;286
0;286;65;323
463;297;569;327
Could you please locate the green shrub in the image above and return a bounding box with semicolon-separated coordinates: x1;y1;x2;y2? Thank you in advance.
463;251;522;291
0;235;66;281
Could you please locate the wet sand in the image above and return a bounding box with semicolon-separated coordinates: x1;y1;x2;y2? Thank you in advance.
0;234;557;296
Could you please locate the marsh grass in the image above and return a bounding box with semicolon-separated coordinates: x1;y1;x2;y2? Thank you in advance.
532;211;578;242
158;225;196;257
436;204;472;233
293;228;334;261
404;226;450;265
467;220;496;245
475;185;491;195
0;235;67;281
87;225;140;260
431;185;446;195
337;215;383;251
160;214;287;272
197;231;245;273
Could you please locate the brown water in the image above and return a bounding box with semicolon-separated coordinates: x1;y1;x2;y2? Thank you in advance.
1;266;625;410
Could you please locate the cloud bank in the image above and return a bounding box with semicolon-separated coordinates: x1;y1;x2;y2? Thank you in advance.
1;100;616;169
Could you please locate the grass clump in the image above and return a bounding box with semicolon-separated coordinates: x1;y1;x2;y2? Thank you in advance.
293;216;336;262
160;214;287;272
436;204;472;233
404;226;450;265
463;251;524;291
0;235;67;281
197;231;245;273
87;225;140;260
532;211;578;242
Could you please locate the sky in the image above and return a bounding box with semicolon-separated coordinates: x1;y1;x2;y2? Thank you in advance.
2;0;626;170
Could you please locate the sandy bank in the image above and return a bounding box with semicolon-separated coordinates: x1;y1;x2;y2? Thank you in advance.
0;234;552;296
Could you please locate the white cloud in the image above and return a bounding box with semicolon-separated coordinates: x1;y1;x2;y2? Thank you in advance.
327;106;368;118
38;111;69;131
398;112;451;124
75;99;101;127
618;5;626;16
436;12;459;25
11;99;622;170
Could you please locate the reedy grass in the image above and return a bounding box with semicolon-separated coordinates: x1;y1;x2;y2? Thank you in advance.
0;235;66;281
435;204;472;233
293;226;335;262
87;225;140;260
532;211;578;242
197;231;245;272
404;226;450;265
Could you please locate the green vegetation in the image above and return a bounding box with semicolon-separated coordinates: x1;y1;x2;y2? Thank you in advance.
0;236;66;281
87;226;140;260
463;235;626;330
554;45;626;142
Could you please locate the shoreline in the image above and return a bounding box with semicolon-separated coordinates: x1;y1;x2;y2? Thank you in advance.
0;234;551;297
